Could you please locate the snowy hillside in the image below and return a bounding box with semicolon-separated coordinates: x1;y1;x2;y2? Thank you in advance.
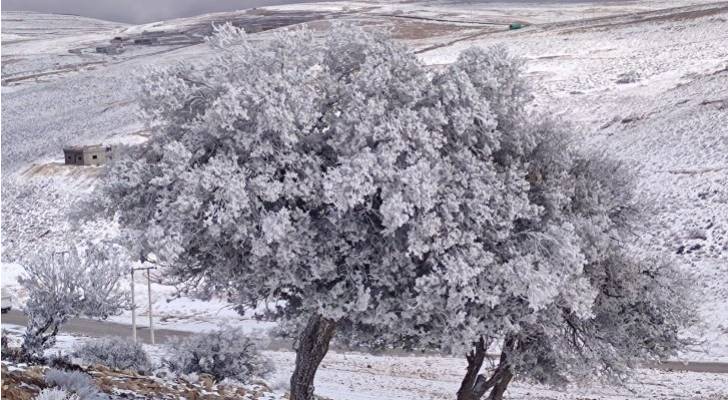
413;3;728;361
2;0;727;369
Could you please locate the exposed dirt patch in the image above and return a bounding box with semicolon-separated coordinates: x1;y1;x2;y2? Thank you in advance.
21;162;104;179
387;19;483;40
2;61;106;85
1;360;282;400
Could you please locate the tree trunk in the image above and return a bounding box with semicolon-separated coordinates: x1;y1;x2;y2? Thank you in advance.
457;337;489;400
487;335;516;400
290;314;337;400
487;367;513;400
456;335;517;400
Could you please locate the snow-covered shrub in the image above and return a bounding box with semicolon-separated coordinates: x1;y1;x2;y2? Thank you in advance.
165;328;272;383
19;248;128;358
34;388;79;400
616;70;640;84
2;329;23;362
44;369;107;400
73;337;151;373
1;329;8;352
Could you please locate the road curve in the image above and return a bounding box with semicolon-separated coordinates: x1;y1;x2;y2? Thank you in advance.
3;309;727;374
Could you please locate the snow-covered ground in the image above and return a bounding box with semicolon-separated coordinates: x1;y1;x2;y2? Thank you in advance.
2;0;727;381
2;326;727;400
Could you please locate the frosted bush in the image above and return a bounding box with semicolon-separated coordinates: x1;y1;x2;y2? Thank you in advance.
73;337;151;373
166;328;273;383
44;369;107;400
34;388;79;400
616;71;640;84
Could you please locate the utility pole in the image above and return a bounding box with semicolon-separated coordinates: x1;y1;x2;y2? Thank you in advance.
147;268;155;345
131;268;136;343
130;265;156;344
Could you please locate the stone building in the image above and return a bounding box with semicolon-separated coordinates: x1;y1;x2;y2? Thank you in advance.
63;144;114;166
134;37;159;45
95;46;123;54
96;37;126;54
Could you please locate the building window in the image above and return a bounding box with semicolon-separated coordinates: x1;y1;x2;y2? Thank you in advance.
92;155;98;160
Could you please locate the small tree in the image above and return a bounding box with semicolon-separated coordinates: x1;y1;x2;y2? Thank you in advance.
19;248;127;359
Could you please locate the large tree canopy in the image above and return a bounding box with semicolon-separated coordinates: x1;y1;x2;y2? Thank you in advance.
98;24;558;334
95;23;695;400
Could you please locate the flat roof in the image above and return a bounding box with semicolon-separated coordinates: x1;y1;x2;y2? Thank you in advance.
63;144;107;152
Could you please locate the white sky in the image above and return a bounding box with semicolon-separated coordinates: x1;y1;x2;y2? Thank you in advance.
1;0;324;24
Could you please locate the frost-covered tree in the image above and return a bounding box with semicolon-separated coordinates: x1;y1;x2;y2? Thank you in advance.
337;116;695;399
94;23;450;399
503;155;696;388
92;23;694;400
284;44;694;400
19;248;127;359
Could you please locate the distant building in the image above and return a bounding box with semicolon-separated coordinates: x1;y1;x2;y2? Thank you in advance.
141;30;166;37
63;144;114;166
134;30;165;45
134;37;159;45
96;40;125;54
96;37;127;54
96;45;125;54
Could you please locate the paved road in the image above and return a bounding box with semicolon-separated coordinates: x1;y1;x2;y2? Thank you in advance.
2;309;192;344
1;309;294;350
3;309;728;374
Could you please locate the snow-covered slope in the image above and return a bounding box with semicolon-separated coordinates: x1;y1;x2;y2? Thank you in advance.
414;3;728;361
2;0;727;363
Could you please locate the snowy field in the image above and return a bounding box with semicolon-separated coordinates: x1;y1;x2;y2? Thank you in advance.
2;1;727;396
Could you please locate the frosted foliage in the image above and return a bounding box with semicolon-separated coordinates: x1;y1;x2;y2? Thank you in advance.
508;157;697;385
19;248;127;357
34;388;79;400
98;24;545;336
44;369;108;400
166;328;273;383
96;23;694;388
73;337;152;373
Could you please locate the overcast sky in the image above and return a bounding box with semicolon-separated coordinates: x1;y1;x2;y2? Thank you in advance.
2;0;323;24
